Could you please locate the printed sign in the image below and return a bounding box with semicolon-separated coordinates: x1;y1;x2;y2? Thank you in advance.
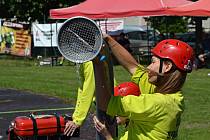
96;19;124;33
0;21;31;56
32;23;62;47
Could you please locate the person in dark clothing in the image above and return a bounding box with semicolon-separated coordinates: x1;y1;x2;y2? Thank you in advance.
198;33;210;68
117;32;132;53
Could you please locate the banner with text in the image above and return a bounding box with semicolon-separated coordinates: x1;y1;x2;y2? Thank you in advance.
96;19;124;34
32;23;62;47
0;21;31;56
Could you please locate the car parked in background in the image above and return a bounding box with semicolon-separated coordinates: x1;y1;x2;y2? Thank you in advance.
109;25;160;53
108;25;160;64
124;25;160;51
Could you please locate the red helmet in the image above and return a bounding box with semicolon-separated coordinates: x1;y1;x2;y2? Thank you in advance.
151;39;194;72
114;82;140;96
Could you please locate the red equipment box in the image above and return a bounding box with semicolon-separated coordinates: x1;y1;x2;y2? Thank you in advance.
13;114;65;137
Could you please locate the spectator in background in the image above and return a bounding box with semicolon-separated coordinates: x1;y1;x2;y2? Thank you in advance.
198;33;210;68
117;32;132;53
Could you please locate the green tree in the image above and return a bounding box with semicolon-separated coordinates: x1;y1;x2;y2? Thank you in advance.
146;16;189;33
0;0;84;23
146;0;198;34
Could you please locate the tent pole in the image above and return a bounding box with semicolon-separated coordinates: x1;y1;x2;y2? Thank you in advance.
146;19;151;64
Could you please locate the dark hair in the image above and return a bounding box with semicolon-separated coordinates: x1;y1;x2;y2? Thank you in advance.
155;61;187;94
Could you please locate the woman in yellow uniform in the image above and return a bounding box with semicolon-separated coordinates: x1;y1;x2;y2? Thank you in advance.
93;36;194;140
64;61;95;136
64;61;118;136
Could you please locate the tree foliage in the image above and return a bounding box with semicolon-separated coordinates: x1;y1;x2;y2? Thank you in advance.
146;0;198;34
146;16;189;33
0;0;84;23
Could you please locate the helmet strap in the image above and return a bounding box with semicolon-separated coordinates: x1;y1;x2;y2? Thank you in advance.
156;59;164;84
159;59;163;74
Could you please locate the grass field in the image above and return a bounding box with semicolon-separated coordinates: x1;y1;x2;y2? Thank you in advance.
0;57;210;139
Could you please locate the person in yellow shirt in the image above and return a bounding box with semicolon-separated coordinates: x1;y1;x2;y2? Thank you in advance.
64;61;118;137
64;61;95;136
93;36;194;140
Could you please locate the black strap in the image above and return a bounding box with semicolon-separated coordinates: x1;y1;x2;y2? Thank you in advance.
29;114;38;136
29;113;61;136
159;58;163;73
54;113;61;134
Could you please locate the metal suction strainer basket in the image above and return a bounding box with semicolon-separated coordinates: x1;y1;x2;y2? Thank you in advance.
57;16;103;63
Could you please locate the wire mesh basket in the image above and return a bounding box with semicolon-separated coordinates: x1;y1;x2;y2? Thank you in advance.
57;16;103;63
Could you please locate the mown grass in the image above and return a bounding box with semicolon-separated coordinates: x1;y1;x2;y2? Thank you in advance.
179;69;210;140
0;57;130;103
0;57;210;139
